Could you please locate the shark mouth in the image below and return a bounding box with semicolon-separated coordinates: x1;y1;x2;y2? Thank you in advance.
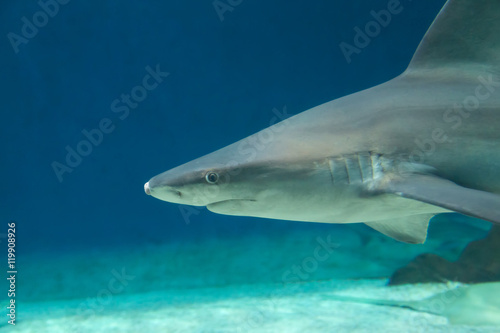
206;199;257;213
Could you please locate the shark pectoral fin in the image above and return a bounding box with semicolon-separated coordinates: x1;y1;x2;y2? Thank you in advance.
365;214;432;244
382;174;500;224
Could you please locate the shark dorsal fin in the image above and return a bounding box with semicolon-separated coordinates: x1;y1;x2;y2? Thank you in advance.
406;0;500;73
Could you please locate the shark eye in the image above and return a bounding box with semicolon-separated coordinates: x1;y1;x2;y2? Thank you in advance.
205;172;219;184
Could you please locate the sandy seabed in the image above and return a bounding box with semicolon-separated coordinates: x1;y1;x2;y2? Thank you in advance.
1;220;496;332
3;279;499;333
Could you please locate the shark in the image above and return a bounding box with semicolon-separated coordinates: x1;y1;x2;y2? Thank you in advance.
144;0;500;244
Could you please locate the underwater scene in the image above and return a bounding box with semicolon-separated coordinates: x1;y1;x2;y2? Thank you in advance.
1;0;500;332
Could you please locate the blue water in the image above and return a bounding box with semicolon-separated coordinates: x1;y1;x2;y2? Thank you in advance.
0;0;446;253
5;1;498;332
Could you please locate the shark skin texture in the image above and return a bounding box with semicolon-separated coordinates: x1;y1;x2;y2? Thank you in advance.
145;0;500;244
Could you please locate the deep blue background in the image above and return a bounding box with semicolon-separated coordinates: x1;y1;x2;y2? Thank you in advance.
0;0;446;254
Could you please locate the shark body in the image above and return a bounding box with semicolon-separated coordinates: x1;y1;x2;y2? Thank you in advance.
145;0;500;243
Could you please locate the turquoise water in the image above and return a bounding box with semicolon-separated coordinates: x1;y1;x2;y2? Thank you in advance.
1;1;499;332
1;221;497;332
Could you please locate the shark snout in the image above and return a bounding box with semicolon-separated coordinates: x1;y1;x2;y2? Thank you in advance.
144;182;151;195
144;176;186;203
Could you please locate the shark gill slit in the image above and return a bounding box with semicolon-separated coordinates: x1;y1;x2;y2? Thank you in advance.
358;153;374;182
348;153;379;184
328;153;377;185
328;158;348;185
345;157;359;184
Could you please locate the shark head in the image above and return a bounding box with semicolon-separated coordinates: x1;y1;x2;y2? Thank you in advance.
144;129;338;220
144;151;266;209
